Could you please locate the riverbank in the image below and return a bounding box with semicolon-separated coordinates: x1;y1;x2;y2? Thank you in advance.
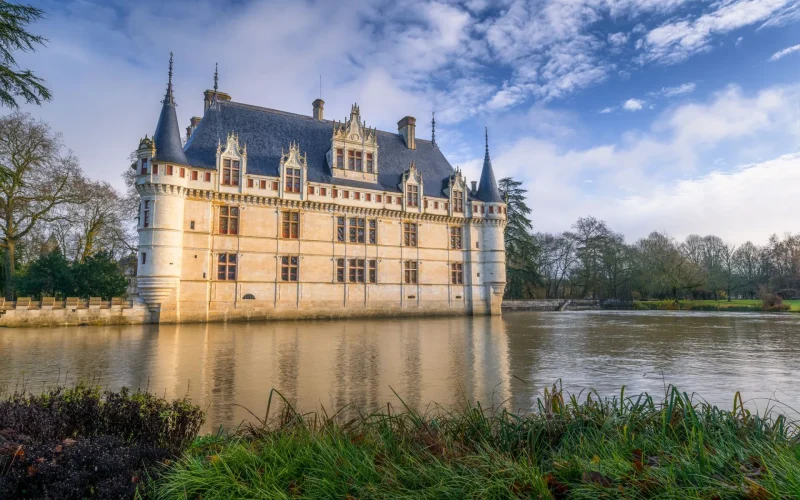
4;385;798;498
633;299;800;312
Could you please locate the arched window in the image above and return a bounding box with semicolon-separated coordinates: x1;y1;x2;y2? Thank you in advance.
243;293;255;300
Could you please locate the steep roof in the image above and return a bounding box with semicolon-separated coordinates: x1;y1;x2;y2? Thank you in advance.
183;101;457;198
476;130;503;203
152;54;189;166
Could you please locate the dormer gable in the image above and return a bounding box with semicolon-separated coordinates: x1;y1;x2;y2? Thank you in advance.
216;132;247;190
280;141;308;200
444;168;468;215
327;103;379;184
399;161;423;213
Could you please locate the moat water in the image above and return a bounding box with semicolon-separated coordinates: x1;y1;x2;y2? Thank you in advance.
2;311;800;432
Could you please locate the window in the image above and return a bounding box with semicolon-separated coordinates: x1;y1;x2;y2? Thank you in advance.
366;153;374;173
247;178;254;188
141;252;146;265
204;172;211;182
285;167;301;193
453;190;464;212
480;205;485;214
143;200;150;228
321;187;327;196
260;180;267;189
180;167;185;178
219;206;240;235
191;171;198;181
369;219;377;244
434;201;439;209
424;200;428;209
473;204;478;212
369;259;377;283
332;188;338;198
450;227;462;250
336;259;345;283
243;294;255;300
217;253;237;281
348;150;362;170
406;184;419;207
354;192;361;201
349;258;365;283
376;195;382;203
280;256;298;281
343;190;350;199
395;196;401;205
272;181;279;190
348;217;364;243
336;216;345;242
152;164;158;175
336;149;344;169
140;159;147;175
190;221;195;230
308;186;315;195
403;222;417;247
282;211;299;239
445;202;449;211
404;261;418;284
166;165;174;175
222;159;240;186
366;193;371;202
489;206;495;214
451;263;463;285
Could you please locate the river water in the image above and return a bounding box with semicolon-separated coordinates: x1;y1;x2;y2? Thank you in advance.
2;311;799;432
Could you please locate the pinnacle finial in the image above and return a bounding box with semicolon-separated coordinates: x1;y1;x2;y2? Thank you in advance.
213;62;218;93
431;112;436;148
485;127;489;157
163;51;175;105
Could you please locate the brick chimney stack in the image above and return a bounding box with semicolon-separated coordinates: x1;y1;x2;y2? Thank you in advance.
312;99;324;120
397;116;416;149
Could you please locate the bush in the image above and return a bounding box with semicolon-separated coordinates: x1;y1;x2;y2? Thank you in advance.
0;386;204;499
760;289;790;312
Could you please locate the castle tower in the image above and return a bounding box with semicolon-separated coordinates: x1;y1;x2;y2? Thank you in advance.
136;53;187;320
476;128;506;315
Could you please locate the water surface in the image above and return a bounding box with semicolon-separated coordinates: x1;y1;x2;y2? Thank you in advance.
2;311;799;431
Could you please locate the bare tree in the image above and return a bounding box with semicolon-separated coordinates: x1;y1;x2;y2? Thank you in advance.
0;113;84;297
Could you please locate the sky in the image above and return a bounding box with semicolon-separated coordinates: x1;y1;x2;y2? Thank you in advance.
17;0;800;245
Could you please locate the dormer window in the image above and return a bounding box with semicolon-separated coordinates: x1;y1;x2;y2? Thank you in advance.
366;153;374;173
406;184;419;207
454;190;464;213
336;149;344;168
348;150;363;171
222;159;240;186
285;167;301;193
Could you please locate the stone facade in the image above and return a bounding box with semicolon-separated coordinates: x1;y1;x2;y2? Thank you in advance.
134;56;506;324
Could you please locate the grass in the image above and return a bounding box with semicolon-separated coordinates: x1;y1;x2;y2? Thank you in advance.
147;386;800;499
634;299;800;312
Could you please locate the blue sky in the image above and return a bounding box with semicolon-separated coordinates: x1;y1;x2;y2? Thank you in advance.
19;0;800;243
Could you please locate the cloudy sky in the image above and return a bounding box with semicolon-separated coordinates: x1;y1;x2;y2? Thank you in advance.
18;0;800;244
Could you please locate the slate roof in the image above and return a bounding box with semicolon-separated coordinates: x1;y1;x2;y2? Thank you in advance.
477;146;504;203
153;99;189;165
183;101;464;199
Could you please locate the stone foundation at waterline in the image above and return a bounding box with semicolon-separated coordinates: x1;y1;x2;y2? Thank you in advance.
0;302;151;328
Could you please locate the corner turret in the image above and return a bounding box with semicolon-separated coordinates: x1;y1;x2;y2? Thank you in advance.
152;52;188;166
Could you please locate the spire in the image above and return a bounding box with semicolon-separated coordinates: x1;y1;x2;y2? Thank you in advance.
213;62;219;94
477;127;503;203
153;52;188;165
431;112;436;148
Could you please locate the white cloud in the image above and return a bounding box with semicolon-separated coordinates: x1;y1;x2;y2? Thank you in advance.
769;44;800;61
600;107;614;114
648;82;696;98
642;0;796;64
623;98;645;111
608;32;629;46
735;36;744;46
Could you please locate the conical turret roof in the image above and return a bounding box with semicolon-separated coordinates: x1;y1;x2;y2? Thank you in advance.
477;128;503;203
152;52;188;165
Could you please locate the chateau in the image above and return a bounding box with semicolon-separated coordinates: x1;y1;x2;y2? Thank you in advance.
134;56;506;323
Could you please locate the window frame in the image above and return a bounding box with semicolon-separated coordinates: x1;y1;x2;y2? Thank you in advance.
450;226;462;250
406;184;419;207
336;216;346;242
404;261;418;284
285;167;301;193
453;190;464;212
403;222;418;247
217;253;237;281
218;206;240;235
280;256;299;282
143;200;150;228
348;258;366;283
451;263;463;285
281;211;300;239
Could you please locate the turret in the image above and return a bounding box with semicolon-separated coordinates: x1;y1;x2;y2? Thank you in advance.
476;128;506;314
137;53;186;320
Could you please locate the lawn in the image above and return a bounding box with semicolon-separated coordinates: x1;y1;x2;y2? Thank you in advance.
634;299;800;312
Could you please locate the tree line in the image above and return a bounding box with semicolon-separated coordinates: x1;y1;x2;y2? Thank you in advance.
501;178;800;302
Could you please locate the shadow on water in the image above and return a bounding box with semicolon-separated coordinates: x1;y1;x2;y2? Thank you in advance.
2;311;800;432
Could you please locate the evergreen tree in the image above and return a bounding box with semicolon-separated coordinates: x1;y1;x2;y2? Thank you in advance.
0;2;50;109
71;251;128;299
17;249;73;298
499;177;539;299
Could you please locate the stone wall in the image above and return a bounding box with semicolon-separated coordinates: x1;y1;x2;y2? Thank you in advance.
0;302;151;328
502;299;601;311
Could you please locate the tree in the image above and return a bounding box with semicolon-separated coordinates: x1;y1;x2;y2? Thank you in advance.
71;251;128;299
499;177;539;299
570;216;611;299
17;249;73;298
0;2;50;109
0;113;84;298
637;232;704;302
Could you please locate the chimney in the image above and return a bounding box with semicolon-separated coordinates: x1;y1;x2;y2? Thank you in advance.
203;89;232;111
471;181;477;194
186;116;202;141
312;98;324;120
397;116;416;150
